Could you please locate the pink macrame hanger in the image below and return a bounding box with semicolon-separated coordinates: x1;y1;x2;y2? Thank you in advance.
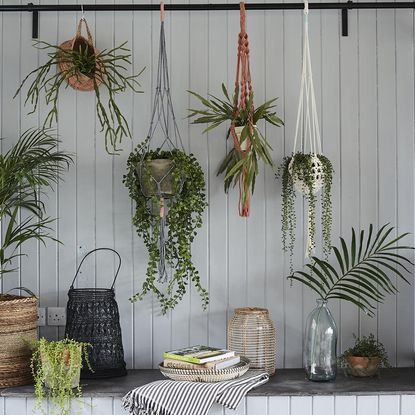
160;1;165;22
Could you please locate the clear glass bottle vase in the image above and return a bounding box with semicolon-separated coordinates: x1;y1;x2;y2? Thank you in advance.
304;299;338;381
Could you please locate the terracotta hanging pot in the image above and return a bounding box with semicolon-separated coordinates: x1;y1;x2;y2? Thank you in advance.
58;18;103;91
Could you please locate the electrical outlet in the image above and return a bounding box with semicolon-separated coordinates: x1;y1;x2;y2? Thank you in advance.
47;307;66;326
37;307;46;327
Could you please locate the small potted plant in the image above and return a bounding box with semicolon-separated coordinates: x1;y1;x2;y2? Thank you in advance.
339;334;390;377
31;338;92;415
124;140;208;314
14;18;144;154
279;152;334;269
188;84;283;215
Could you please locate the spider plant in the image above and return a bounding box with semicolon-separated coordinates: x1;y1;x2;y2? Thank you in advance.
289;224;414;317
0;129;72;276
188;84;283;203
15;40;144;154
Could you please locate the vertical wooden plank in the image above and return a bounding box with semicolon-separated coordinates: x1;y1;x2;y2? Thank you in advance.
75;0;97;289
339;4;360;353
335;396;356;415
291;396;312;415
377;6;398;366
130;7;153;369
357;1;379;341
92;397;113;415
0;398;3;415
4;398;26;415
320;0;341;345
400;395;415;415
188;5;210;346
169;0;191;351
378;395;400;415
264;3;285;369
26;397;47;415
225;397;245;415
210;403;225;415
205;0;229;348
246;1;266;309
282;6;303;368
113;398;126;415
70;397;92;415
247;397;267;415
395;8;415;367
113;4;135;369
357;396;378;415
313;396;334;415
268;396;290;415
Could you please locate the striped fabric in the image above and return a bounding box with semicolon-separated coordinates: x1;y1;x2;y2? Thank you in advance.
122;370;269;415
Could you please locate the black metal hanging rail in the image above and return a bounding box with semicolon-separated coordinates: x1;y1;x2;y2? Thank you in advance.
3;1;415;38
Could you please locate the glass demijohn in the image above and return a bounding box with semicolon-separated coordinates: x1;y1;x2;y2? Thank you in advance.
304;299;337;381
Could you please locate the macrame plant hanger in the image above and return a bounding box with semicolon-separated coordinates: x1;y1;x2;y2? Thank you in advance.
137;1;184;283
292;0;323;257
230;1;254;217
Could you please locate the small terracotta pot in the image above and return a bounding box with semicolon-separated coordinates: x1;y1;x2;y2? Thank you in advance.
346;355;381;377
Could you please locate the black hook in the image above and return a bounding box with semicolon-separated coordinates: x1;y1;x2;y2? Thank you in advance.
341;0;353;37
29;3;39;39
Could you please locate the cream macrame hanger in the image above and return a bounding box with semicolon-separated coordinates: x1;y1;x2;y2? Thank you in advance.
293;0;322;156
292;0;323;257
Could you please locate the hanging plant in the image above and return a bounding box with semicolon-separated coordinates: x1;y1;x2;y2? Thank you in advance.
14;18;144;154
124;141;208;314
278;2;333;267
279;152;333;268
31;338;92;415
123;3;208;314
188;2;283;216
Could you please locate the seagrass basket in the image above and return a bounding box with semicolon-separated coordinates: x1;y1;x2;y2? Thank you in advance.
228;307;276;375
0;290;38;387
58;17;102;91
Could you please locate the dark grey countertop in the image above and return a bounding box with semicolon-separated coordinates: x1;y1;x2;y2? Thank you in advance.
1;368;415;398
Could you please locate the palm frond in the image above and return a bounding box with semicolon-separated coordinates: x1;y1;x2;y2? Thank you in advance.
289;224;414;317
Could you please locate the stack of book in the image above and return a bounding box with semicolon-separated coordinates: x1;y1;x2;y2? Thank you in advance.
163;345;241;371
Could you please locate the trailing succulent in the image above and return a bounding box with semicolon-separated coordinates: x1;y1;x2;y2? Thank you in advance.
188;84;283;202
279;152;333;269
124;140;208;314
339;334;390;369
289;224;414;317
15;39;143;154
31;338;91;415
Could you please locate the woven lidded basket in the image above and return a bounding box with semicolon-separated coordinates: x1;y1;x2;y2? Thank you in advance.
0;290;38;387
228;307;276;375
58;18;102;91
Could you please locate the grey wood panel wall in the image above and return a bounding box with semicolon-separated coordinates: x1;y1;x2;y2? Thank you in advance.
2;395;415;415
0;0;414;369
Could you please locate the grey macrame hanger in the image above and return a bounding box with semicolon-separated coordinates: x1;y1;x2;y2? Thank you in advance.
137;2;184;283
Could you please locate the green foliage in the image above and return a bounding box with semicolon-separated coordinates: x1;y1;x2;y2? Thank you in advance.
15;40;144;154
339;334;390;368
279;152;333;270
31;338;92;415
123;140;208;314
188;84;283;205
0;129;72;276
289;224;414;317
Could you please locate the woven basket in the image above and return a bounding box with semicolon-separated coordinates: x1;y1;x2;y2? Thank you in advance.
159;357;250;382
0;290;38;387
228;308;276;375
288;154;324;195
58;18;102;92
65;248;127;379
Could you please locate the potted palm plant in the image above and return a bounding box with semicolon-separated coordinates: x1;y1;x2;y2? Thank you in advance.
0;129;72;388
14;18;144;154
31;338;91;415
289;224;413;381
339;334;390;377
188;84;283;215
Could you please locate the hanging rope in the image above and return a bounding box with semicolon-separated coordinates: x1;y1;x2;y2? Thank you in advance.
292;0;323;257
230;1;254;217
137;1;184;283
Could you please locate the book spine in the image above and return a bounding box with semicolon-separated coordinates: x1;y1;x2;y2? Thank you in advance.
162;353;201;364
164;360;205;370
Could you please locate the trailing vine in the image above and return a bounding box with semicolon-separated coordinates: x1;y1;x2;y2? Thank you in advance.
279;152;333;271
31;338;92;415
123;140;208;314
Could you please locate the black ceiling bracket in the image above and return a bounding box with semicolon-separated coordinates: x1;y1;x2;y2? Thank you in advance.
29;3;39;39
341;1;352;37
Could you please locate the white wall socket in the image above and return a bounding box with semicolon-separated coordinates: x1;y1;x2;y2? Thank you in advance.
37;307;46;327
47;307;67;326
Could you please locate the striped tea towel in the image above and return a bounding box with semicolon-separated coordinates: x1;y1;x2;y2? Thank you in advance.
122;370;269;415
